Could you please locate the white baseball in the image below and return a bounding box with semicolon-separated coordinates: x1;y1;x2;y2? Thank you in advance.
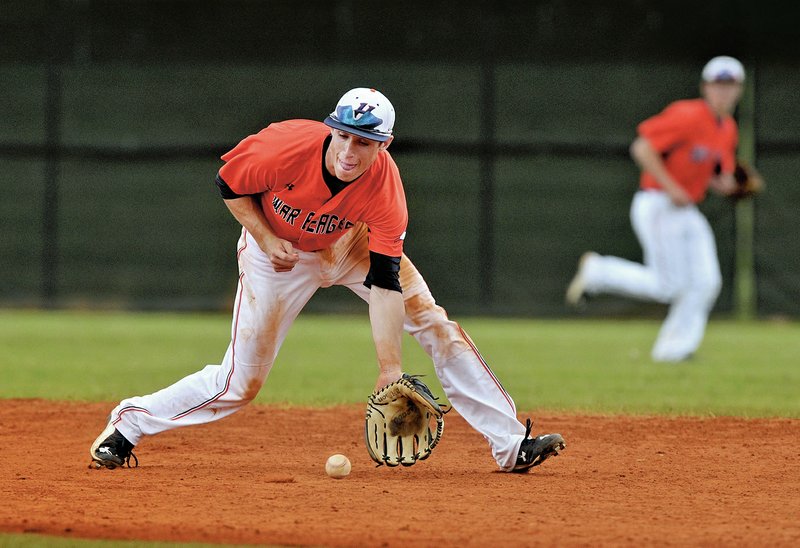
325;453;351;479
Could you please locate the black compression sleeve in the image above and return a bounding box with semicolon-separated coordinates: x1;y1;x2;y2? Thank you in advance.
215;172;249;200
364;251;402;293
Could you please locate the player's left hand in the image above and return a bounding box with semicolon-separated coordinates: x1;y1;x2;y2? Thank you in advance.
711;173;739;196
374;369;402;392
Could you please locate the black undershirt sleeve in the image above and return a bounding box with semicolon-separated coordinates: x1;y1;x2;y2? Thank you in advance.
215;172;251;200
364;251;402;293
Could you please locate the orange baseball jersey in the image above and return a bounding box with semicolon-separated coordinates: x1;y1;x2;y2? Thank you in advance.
637;98;738;203
218;119;407;256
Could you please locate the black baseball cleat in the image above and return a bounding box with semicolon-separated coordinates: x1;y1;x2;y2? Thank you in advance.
89;423;138;469
512;419;566;473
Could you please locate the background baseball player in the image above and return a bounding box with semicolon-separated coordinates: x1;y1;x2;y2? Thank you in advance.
566;56;746;362
90;87;565;472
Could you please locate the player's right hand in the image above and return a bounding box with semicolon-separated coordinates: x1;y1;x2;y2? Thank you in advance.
666;185;692;207
266;239;300;272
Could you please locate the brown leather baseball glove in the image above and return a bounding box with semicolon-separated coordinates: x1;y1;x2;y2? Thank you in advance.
731;161;765;199
364;374;445;467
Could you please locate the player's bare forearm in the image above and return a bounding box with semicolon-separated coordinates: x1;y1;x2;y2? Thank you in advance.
368;285;404;391
224;196;299;271
630;137;691;206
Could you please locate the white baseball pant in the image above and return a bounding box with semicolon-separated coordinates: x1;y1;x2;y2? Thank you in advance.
109;223;526;470
581;190;722;361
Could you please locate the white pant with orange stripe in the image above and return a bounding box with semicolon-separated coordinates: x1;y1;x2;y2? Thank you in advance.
109;223;526;470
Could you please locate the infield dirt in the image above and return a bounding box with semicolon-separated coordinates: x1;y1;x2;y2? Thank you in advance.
1;399;798;547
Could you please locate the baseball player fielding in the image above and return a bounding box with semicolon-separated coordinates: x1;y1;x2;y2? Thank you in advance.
325;454;351;479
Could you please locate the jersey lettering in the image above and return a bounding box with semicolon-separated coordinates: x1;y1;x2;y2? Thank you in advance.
690;146;710;162
271;195;301;226
272;195;357;234
300;211;354;234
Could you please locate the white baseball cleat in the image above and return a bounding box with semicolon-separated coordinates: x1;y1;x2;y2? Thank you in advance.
565;252;597;307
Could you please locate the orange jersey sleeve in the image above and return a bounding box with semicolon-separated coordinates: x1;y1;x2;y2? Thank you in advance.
357;159;407;257
218;120;327;195
637;101;695;153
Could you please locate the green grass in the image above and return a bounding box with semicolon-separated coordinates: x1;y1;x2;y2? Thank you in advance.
1;309;798;547
1;309;798;417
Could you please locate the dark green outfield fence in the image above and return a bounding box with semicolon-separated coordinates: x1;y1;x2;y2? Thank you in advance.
2;1;799;317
